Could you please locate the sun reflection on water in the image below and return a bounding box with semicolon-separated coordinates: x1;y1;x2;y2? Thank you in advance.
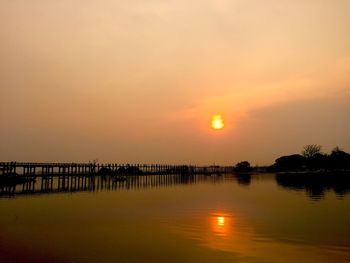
217;216;225;226
210;213;232;238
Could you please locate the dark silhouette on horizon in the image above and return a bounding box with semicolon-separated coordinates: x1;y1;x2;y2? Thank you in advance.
1;144;350;199
233;161;253;186
98;165;143;175
271;145;350;200
270;145;350;172
234;161;253;173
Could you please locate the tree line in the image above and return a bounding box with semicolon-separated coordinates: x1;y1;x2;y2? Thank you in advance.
234;144;350;172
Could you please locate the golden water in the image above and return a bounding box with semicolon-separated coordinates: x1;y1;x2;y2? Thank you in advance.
0;174;349;262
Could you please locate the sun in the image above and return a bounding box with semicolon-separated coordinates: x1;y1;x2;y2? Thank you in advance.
211;114;225;130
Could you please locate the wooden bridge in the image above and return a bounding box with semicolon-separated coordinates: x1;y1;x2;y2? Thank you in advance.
0;162;233;177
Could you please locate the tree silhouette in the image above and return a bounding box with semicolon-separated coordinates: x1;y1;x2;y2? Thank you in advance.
234;161;253;172
329;147;350;169
274;154;306;171
302;144;322;159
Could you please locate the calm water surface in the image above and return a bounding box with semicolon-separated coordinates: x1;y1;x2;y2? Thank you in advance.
0;174;349;263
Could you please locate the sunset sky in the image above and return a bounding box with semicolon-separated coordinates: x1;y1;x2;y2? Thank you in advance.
1;0;350;165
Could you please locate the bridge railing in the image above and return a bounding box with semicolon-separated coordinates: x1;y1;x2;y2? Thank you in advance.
0;162;234;176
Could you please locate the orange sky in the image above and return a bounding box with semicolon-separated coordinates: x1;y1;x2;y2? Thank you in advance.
1;0;350;165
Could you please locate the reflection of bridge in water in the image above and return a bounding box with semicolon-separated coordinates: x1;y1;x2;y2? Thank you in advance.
0;174;230;197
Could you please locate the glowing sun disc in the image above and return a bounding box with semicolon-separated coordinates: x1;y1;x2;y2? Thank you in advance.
211;115;225;130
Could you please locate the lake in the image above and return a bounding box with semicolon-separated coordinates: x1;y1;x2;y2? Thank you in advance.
0;173;350;263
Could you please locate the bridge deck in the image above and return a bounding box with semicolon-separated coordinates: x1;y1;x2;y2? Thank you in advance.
0;162;233;177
